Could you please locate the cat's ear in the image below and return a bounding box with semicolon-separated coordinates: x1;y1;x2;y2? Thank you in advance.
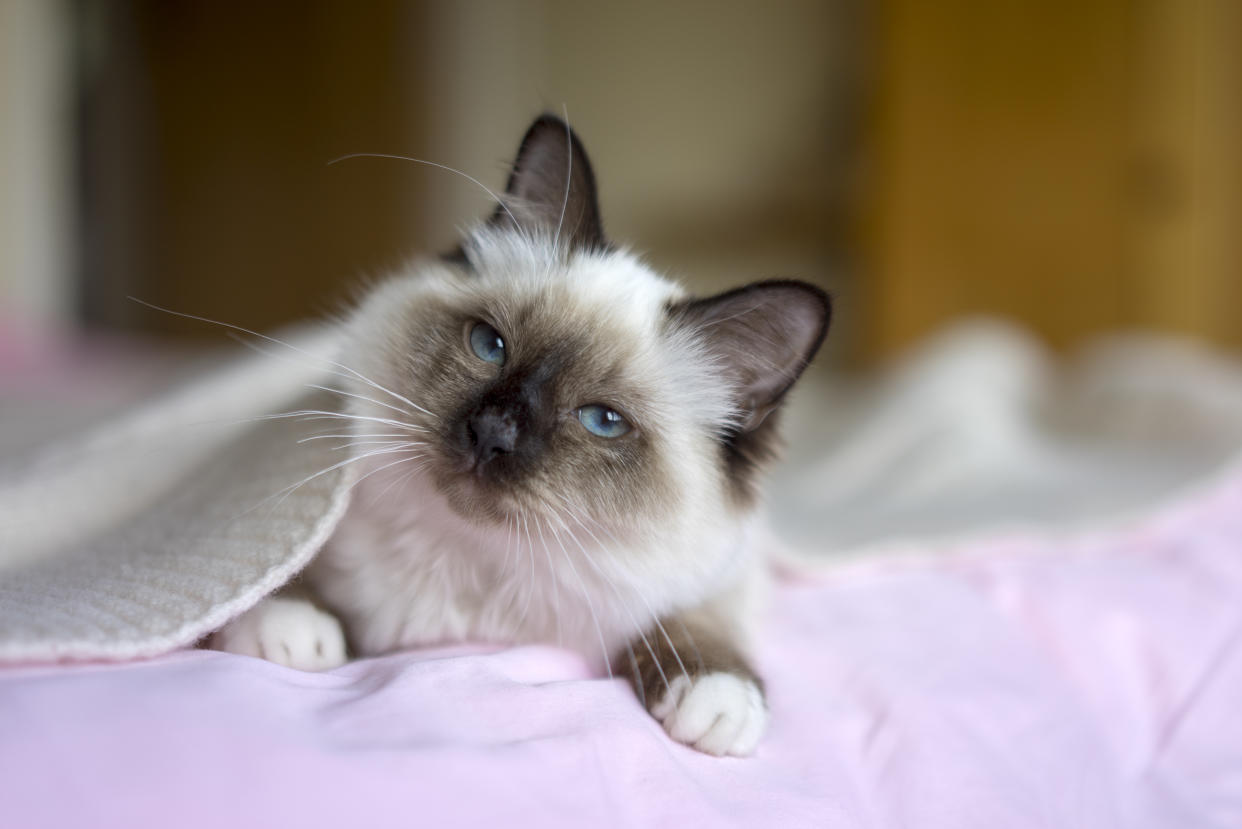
670;280;830;432
491;114;606;252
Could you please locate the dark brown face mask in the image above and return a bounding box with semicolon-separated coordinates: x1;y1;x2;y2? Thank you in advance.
455;357;557;484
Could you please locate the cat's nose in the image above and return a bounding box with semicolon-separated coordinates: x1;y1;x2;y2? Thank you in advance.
467;408;518;466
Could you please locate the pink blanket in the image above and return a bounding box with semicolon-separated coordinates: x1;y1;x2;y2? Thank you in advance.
3;471;1240;828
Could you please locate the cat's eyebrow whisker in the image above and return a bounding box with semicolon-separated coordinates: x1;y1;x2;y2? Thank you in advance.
326;152;522;235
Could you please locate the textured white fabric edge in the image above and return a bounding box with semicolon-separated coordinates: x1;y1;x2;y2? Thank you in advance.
3;461;356;663
0;329;357;662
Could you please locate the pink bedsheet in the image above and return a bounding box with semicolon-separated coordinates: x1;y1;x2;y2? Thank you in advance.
3;471;1241;828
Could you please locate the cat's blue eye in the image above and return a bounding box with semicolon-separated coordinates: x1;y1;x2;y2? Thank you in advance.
469;321;506;365
577;405;631;438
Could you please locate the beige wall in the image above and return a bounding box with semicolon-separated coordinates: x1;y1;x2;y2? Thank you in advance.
12;0;1235;363
418;0;853;299
71;0;857;347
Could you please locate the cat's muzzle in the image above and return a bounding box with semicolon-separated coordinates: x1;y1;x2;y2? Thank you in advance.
465;407;518;472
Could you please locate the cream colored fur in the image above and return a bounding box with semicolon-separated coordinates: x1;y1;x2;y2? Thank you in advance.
299;229;766;672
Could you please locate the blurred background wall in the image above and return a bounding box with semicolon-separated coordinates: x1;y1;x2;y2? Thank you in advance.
868;0;1241;359
1;0;74;332
0;0;1238;365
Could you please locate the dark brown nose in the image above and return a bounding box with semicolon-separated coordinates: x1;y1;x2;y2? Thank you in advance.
467;408;518;467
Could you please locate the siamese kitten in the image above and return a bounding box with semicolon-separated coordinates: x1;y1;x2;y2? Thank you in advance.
212;116;830;757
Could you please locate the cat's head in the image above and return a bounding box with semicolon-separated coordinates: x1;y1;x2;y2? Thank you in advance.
345;116;830;542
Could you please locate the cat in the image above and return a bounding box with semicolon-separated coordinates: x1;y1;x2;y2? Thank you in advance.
211;115;830;757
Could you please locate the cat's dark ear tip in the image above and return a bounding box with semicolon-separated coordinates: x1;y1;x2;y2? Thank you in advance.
526;113;572;134
515;114;578;155
502;112;606;251
751;278;833;339
777;278;831;317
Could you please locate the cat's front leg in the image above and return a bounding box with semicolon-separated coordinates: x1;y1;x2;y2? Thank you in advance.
622;613;768;757
209;584;348;671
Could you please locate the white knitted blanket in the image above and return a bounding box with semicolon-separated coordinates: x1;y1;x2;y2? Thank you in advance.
0;331;352;661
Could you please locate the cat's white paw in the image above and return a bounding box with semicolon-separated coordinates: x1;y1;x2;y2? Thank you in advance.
211;596;347;671
650;672;768;757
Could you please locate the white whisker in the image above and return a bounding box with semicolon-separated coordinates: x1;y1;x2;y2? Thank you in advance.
500;513;517;582
368;459;425;507
234;443;415;522
343;451;427;499
127;297;433;418
325;439;425;452
255;409;428;435
545;509;613;680
515;511;536;633
297;432;415;444
551;498;685;692
305;383;416;419
535;516;565;649
326;152;522;234
553;106;573;250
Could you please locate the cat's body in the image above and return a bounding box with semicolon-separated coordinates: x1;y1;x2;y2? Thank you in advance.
212;117;829;757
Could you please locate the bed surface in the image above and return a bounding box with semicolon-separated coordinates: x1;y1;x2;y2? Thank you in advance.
3;320;1242;827
4;468;1240;828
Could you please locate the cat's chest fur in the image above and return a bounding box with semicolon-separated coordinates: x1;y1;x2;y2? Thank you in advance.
307;462;755;669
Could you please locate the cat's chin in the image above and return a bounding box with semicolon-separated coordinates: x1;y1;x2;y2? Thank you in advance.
432;465;522;527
